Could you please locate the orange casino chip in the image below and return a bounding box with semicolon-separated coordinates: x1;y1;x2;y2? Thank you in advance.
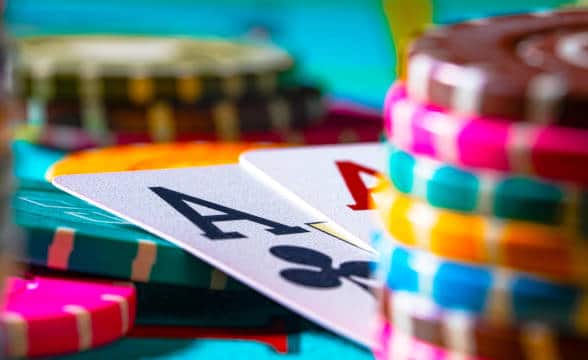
370;178;588;285
46;142;280;180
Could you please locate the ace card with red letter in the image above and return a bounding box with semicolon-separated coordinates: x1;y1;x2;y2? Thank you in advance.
240;144;385;252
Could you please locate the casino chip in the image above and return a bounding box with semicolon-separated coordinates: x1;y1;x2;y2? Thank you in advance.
372;180;588;286
13;36;327;150
375;234;588;333
15;36;293;103
12;140;281;188
1;274;136;358
387;146;586;229
376;8;588;360
378;291;588;360
16;142;278;287
27;263;291;330
22;85;325;143
46;141;278;178
386;83;588;185
13;189;245;290
17;106;381;151
407;9;588;127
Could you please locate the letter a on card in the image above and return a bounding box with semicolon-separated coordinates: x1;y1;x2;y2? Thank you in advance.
240;144;386;252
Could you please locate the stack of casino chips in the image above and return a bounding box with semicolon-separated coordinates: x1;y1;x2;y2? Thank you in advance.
12;35;321;149
372;9;588;360
11;35;382;150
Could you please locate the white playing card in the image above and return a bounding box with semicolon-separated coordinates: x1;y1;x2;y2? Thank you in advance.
240;143;386;252
53;165;379;349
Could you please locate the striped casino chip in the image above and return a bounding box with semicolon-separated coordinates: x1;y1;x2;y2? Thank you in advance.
378;290;588;360
373;230;588;332
407;9;588;128
375;321;463;360
23;86;324;142
1;274;136;358
16;106;381;151
386;146;586;230
371;180;588;287
15;142;278;288
15;36;293;104
13;191;252;290
385;83;588;185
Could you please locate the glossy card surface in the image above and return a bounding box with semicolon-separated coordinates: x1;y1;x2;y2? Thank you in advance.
53;165;379;348
241;144;385;252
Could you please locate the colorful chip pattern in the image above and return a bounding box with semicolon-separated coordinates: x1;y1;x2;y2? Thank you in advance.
14;189;245;290
375;233;588;332
379;291;588;360
387;146;586;229
1;274;136;358
13;35;347;155
373;180;588;285
373;8;588;360
385;84;588;185
15;36;293;103
23;85;325;143
17;106;381;151
10;6;588;360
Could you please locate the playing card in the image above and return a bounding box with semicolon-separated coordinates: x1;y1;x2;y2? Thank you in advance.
53;165;379;349
240;144;385;252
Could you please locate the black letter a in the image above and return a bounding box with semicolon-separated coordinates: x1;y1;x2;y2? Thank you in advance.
150;187;309;240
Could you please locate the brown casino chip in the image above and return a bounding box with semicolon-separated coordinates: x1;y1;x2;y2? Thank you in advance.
18;105;382;150
23;86;325;143
406;9;588;128
381;290;588;360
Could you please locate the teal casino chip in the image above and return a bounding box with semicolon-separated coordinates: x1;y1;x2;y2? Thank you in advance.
12;140;65;190
388;145;588;229
14;188;246;290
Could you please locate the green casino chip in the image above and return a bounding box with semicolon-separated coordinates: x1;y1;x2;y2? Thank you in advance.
14;188;246;290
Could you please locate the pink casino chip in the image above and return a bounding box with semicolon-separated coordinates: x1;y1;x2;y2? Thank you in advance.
385;83;588;185
1;275;136;358
375;321;484;360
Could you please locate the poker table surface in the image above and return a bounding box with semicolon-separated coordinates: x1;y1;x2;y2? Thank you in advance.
49;326;372;360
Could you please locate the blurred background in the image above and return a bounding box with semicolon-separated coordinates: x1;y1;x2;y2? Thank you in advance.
0;1;585;359
4;0;580;107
